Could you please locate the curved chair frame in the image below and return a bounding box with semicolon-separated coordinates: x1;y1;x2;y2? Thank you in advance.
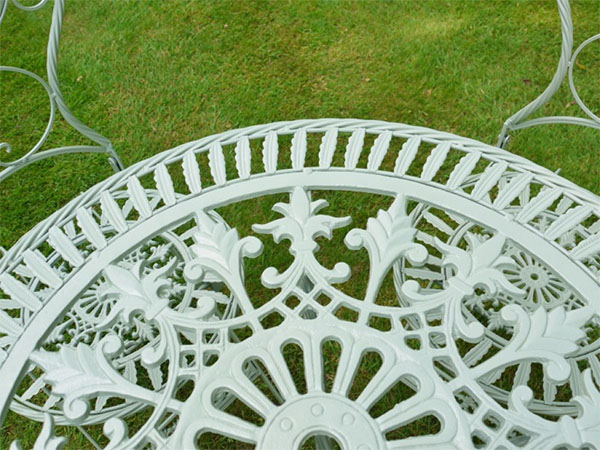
0;0;124;184
1;0;599;448
2;119;600;449
497;0;600;147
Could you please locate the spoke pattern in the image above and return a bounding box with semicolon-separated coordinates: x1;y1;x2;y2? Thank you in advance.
2;121;599;449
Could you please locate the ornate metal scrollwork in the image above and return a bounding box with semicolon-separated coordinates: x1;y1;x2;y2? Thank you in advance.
1;0;598;447
1;120;599;448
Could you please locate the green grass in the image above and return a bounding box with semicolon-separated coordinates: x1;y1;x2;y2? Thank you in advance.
1;0;598;248
0;0;599;448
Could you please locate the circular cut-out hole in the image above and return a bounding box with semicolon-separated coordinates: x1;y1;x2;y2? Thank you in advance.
300;433;343;450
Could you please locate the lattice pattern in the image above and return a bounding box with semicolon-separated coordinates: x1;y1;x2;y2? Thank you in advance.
2;121;599;448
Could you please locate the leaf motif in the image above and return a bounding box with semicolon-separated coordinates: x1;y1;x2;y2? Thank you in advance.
189;223;240;272
43;394;61;410
345;194;427;303
571;369;600;444
208;142;227;185
421;142;450;181
462;340;493;366
589;356;600;389
23;250;62;289
48;226;84;267
394;136;420;176
446;151;481;189
263;131;279;173
64;221;77;239
20;375;46;402
514;363;532;386
318;128;338;169
29;336;153;423
435;234;523;297
488;305;590;382
518;182;531;206
470;233;506;270
515;187;561;223
183;150;202;194
492;172;533;210
0;273;41;312
123;359;137;384
186;213;262;313
35;344;113;395
147;365;163;390
95;395;109;412
545;205;594;241
571;231;600;260
154;163;176;206
471;161;508;200
344;128;365;169
0;308;22;336
403;267;444;281
13;264;33;279
127;176;152;219
367;131;392;171
556;196;574;214
291;129;307;170
100;191;128;233
422;211;455;235
76;207;107;250
235;136;251;179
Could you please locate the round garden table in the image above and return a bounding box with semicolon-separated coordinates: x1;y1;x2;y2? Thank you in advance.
1;0;600;449
3;118;600;449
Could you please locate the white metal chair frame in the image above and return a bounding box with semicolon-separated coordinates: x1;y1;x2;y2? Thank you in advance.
497;0;600;147
0;0;124;185
1;0;599;449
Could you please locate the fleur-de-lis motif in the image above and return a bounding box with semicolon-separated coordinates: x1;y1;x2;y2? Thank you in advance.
253;187;351;289
403;233;524;342
437;233;524;297
97;259;177;328
253;187;351;255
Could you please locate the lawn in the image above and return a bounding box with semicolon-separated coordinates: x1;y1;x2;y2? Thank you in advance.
0;0;599;448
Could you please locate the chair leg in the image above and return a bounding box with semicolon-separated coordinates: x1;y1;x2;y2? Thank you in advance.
108;147;125;172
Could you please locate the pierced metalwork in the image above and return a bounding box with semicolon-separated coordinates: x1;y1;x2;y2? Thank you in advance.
1;120;599;448
0;0;124;183
497;0;600;148
1;0;599;447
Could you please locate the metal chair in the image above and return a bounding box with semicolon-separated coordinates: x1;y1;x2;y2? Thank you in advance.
1;0;599;448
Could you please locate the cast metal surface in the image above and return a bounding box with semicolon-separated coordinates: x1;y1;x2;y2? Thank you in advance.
1;0;599;448
2;119;600;448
